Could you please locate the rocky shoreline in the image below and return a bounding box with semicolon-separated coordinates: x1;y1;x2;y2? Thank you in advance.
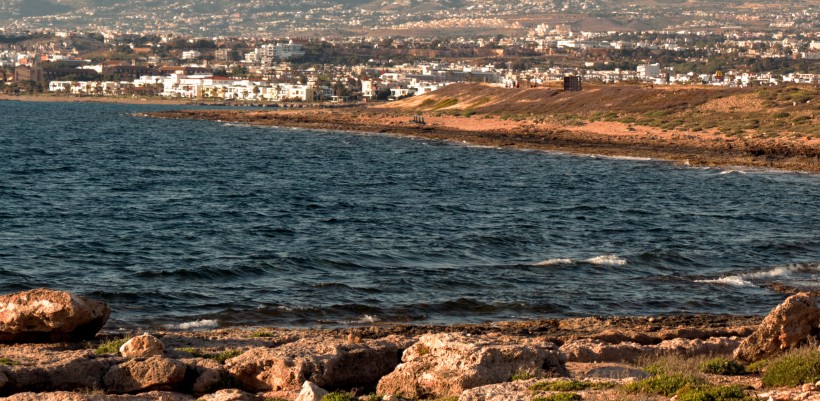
2;289;820;401
144;108;820;173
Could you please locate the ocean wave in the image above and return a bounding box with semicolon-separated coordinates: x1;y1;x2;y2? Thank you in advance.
533;254;627;266
533;258;573;266
695;262;820;288
585;255;627;266
163;319;219;330
718;169;748;175
694;276;755;287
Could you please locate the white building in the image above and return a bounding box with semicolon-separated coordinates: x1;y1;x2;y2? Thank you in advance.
181;50;201;60
637;63;661;79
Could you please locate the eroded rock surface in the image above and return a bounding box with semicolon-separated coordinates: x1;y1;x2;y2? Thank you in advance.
225;337;401;392
0;289;111;343
103;356;186;394
561;336;740;363
376;333;566;399
734;292;820;362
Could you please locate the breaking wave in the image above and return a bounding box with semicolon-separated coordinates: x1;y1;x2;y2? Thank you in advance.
695;263;820;288
164;319;219;330
533;255;626;266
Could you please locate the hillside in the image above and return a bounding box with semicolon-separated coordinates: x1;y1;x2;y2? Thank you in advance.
388;83;820;140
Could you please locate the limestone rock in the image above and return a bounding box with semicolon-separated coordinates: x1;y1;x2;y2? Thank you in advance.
103;356;186;393
560;337;741;363
180;357;226;394
2;391;194;400
560;339;644;363
0;288;111;343
734;293;820;362
456;379;538;401
376;333;566;399
2;349;117;391
225;337;401;391
120;334;165;358
294;381;329;401
197;389;264;401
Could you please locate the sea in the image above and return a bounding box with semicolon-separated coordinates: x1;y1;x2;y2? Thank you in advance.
1;101;819;331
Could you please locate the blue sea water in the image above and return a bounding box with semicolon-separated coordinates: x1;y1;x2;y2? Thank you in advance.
1;100;819;330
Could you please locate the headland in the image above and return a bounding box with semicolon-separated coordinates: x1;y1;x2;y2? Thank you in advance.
146;83;820;173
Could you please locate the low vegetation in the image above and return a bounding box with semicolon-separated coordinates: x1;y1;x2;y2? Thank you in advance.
532;393;582;401
0;357;20;366
401;83;820;138
761;347;820;388
626;373;751;401
177;347;243;363
321;391;357;401
95;337;129;355
699;357;746;376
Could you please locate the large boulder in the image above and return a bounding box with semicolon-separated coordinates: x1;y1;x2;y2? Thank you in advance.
0;288;111;343
103;356;187;394
734;292;820;362
225;337;401;392
376;333;566;399
120;334;165;359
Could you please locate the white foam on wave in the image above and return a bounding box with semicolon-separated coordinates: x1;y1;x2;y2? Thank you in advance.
533;258;573;266
694;276;755;287
533;255;626;266
718;169;747;175
585;255;627;266
164;319;219;330
695;263;820;288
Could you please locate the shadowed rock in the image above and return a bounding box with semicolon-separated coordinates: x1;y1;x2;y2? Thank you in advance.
734;292;820;362
1;349;117;392
0;289;111;343
376;333;566;399
225;337;402;392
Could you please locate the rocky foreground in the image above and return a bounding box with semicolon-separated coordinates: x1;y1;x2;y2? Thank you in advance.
1;289;820;401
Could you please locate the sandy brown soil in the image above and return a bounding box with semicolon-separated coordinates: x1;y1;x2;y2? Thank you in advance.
146;108;820;173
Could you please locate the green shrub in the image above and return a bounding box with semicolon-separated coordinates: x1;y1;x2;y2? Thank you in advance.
0;357;19;366
676;384;751;401
626;373;704;397
530;380;590;391
699;357;746;375
213;349;243;363
95;337;129;355
762;347;820;387
321;391;356;401
511;371;534;381
431;98;458;110
532;393;582;401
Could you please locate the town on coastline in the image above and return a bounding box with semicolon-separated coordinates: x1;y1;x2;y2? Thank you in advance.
1;2;818;104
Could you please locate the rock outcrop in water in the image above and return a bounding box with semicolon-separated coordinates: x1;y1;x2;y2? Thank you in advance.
0;288;110;343
733;292;820;362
